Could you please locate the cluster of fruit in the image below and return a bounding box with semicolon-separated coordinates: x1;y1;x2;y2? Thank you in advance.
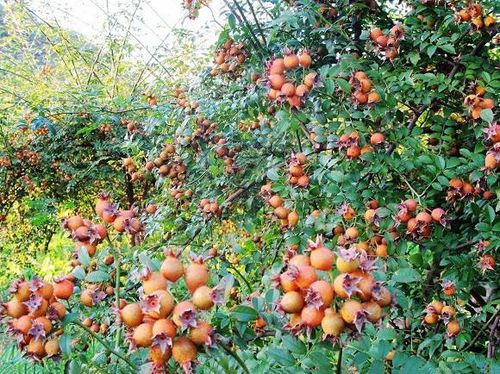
0;156;10;167
62;214;108;256
95;193;143;235
349;71;380;106
120;118;139;133
446;177;492;204
456;3;495;31
199;199;222;218
181;0;205;19
146;144;187;186
191;115;218;143
15;147;41;165
393;199;449;239
369;25;404;61
463;89;495;121
122;157;144;183
336;131;370;159
214;138;240;174
100;123;112;134
287;153;309;188
275;236;393;339
2;276;75;360
119;252;220;372
211;38;248;77
423;301;460;338
265;50;318;108
34;126;49;136
173;87;199;112
260;184;299;229
475;241;496;273
483;122;499;171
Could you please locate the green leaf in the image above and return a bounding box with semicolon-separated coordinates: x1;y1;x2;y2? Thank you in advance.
77;247;91;267
230;305;258;322
439;44;455;54
85;270;110;282
392;268;420;283
480;109;493;123
427;45;437;58
266;168;280;181
336;78;351;93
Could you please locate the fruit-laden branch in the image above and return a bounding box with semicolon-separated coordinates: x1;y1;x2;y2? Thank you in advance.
387;34;489;155
223;0;265;56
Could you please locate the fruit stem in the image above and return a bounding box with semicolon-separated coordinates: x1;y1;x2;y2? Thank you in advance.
336;346;343;374
220;342;250;374
72;320;137;370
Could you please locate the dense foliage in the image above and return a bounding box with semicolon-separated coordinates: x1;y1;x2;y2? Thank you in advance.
0;0;499;373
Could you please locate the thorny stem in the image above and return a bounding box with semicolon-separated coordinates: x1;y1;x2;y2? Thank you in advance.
72;320;137;370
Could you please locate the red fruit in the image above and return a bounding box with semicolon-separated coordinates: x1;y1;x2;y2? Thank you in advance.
404;199;418;212
95;194;110;217
132;323;153;347
370;132;385;145
370;28;383;41
269;58;285;74
142;272;167;294
64;216;84;231
120;303;143;328
362;301;382;323
424;313;438;325
184;261;209;293
304;72;318;88
321;308;345;336
150;345;172;365
280;291;304;313
307;280;334;308
294;265;318;289
333;273;360;299
416;211;432;224
172;301;197;328
3;298;28;318
301;306;324;328
351;270;375;301
53;279;74;299
189;320;213;345
310;246;334;271
447;320;461;336
172;337;197;364
45;337;60;357
281;82;296;97
47;302;67;320
192;286;214;310
142;290;175;319
376;35;388;47
298;51;312;68
13;315;33;334
269;74;286;90
152;318;176;338
280;272;299;292
340;300;363;324
11;281;31;302
26;339;46;358
289;255;310;267
284;53;299;69
160;253;184;282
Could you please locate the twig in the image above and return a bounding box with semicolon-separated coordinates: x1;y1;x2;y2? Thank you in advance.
462;308;500;352
72;320;137;370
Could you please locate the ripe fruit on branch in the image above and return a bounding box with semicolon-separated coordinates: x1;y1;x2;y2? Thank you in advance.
120;303;144;328
321;308;345;337
184;258;209;293
280;291;304;313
